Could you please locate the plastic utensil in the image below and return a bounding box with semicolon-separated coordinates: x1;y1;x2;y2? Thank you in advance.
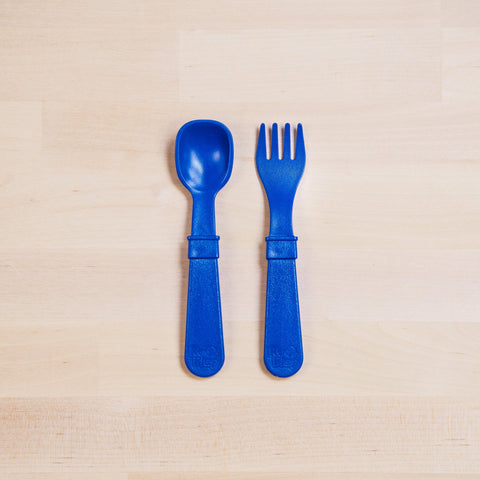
256;123;305;377
175;120;233;377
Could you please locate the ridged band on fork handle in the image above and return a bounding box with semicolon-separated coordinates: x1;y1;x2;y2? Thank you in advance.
264;236;303;377
184;235;224;377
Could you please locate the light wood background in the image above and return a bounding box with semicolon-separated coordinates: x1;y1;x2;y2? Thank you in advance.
1;0;480;477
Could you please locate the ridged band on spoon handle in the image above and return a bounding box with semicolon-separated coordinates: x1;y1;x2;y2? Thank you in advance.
263;236;303;377
184;235;224;377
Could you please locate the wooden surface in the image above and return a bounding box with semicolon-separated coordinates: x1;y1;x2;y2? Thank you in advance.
1;0;480;477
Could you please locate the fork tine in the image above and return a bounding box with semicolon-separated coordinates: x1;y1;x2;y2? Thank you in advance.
271;123;279;160
256;123;266;161
295;123;305;160
283;123;291;160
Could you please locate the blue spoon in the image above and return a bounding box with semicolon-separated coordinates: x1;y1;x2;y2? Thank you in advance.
175;120;233;377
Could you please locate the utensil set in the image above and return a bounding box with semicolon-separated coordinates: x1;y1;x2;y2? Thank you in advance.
175;120;305;378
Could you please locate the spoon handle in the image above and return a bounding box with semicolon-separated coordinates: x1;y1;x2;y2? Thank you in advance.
184;235;224;377
263;236;303;377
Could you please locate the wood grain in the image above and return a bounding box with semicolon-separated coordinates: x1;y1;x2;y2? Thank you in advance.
179;27;441;104
1;0;480;476
1;397;480;473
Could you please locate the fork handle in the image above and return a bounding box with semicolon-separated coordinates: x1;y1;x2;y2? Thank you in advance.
184;235;224;377
263;236;303;377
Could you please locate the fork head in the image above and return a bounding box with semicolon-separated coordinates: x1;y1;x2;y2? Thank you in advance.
256;123;305;200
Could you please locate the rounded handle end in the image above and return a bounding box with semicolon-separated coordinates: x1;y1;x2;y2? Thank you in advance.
264;344;303;378
185;345;225;377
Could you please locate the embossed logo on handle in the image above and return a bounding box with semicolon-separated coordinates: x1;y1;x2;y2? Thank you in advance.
266;345;298;368
186;345;219;369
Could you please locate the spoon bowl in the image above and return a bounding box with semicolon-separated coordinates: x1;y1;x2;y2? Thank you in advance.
176;120;233;195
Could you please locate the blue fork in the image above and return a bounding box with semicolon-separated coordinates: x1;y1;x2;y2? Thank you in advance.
256;123;305;377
